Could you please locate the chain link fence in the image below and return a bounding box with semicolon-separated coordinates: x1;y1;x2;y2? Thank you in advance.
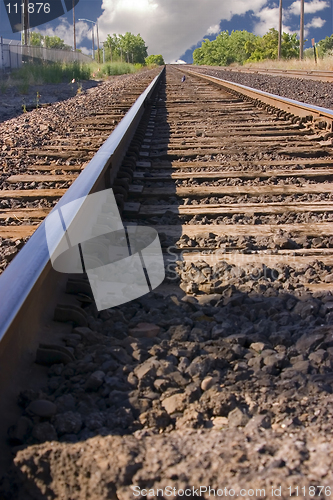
0;38;92;71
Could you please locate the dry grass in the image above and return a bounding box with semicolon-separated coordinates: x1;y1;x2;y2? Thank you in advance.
230;55;333;71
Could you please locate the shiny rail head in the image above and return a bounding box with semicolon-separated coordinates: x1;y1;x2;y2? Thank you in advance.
45;188;165;311
0;66;165;342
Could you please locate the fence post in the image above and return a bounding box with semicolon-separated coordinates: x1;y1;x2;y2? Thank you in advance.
0;37;4;73
9;43;12;69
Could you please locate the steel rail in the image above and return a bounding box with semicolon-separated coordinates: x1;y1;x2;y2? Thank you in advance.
191;65;333;83
184;69;333;131
0;66;165;345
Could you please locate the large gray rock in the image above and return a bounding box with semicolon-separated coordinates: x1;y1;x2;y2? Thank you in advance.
27;400;57;418
309;350;328;364
228;407;250;428
162;393;187;414
129;323;160;338
293;300;319;319
186;355;213;378
134;358;159;381
167;324;190;341
296;331;326;354
292;360;311;374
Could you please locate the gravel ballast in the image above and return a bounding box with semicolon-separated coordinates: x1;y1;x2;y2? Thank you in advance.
1;287;333;499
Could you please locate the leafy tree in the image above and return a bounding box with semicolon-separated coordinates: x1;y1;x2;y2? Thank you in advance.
317;34;333;57
145;54;165;65
193;28;299;66
193;30;258;66
103;32;147;64
44;35;71;50
30;32;44;47
104;34;119;62
28;32;71;50
119;32;147;64
245;28;299;62
281;31;299;59
246;28;279;61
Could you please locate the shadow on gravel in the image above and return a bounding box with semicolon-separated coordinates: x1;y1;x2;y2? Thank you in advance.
1;283;333;499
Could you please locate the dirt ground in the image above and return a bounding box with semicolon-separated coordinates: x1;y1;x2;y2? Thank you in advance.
0;79;102;123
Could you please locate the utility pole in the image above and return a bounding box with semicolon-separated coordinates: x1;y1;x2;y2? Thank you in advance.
96;21;100;63
278;0;282;60
73;0;76;52
23;0;29;45
300;0;304;60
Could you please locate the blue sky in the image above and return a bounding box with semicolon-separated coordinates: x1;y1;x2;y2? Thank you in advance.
1;0;332;62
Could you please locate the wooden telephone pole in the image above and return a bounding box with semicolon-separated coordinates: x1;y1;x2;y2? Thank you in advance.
73;0;76;52
300;0;304;60
23;0;29;45
278;0;282;60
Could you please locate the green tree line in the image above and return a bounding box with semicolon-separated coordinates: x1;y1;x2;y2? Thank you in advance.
103;32;147;64
29;32;72;50
28;31;165;66
103;32;164;65
193;28;333;66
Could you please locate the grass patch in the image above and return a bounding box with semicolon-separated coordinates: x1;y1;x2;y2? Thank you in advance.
231;54;333;71
6;60;143;93
11;61;92;85
99;61;139;76
0;61;143;95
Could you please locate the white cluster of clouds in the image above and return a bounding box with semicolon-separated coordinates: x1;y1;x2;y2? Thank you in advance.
253;5;281;36
253;0;329;38
288;0;329;16
97;0;268;63
305;16;326;31
206;24;221;36
96;0;330;62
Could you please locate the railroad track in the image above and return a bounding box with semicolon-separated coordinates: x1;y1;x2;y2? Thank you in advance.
0;88;156;243
123;68;333;294
193;65;333;82
1;66;333;496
